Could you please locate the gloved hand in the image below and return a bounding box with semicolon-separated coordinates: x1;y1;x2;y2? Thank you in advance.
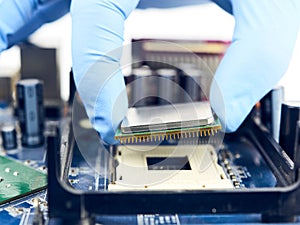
0;0;70;51
210;0;300;132
71;0;211;145
71;0;140;144
3;0;299;144
71;0;300;144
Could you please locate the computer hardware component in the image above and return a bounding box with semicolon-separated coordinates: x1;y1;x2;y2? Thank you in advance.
0;155;47;205
156;68;179;105
115;102;221;144
20;44;60;103
1;125;17;150
108;144;233;190
115;120;221;144
122;102;214;133
45;111;300;223
179;63;205;102
16;79;44;147
279;101;300;162
132;39;229;73
0;77;14;107
131;66;158;107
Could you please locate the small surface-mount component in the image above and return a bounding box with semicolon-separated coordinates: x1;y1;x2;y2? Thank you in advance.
115;102;221;144
108;145;233;190
137;214;180;225
0;156;47;205
32;198;45;225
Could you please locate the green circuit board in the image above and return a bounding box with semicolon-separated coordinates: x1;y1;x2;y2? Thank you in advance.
0;156;47;205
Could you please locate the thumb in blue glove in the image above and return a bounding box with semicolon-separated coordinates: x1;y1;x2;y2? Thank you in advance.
210;0;300;132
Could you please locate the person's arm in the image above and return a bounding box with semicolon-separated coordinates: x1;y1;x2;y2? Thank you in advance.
0;0;69;51
210;0;300;132
7;0;70;48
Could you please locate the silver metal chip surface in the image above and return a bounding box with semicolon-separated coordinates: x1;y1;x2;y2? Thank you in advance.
121;102;214;133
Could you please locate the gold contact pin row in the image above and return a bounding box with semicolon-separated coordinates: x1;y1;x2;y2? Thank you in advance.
116;128;220;144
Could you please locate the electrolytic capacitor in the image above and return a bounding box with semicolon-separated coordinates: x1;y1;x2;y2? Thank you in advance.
157;68;179;105
16;79;44;147
279;101;300;162
131;66;157;107
179;64;204;102
1;125;17;150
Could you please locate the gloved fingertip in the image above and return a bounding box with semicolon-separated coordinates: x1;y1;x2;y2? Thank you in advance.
98;132;119;146
223;117;241;133
103;136;119;145
210;77;248;134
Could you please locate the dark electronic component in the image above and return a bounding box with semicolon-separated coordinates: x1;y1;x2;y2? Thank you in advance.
131;66;157;107
279;101;300;162
0;77;13;107
20;44;60;103
20;44;63;119
156;68;179;105
1;125;17;150
179;63;204;102
16;79;44;147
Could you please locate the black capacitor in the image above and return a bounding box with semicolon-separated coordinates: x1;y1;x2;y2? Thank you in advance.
157;68;179;105
131;66;158;107
16;79;44;147
1;125;17;150
179;64;204;102
279;101;300;162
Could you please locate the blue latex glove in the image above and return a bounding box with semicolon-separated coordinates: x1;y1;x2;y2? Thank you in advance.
71;0;140;144
71;0;300;144
209;0;300;132
7;0;71;48
1;0;299;144
71;0;218;144
0;0;70;51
